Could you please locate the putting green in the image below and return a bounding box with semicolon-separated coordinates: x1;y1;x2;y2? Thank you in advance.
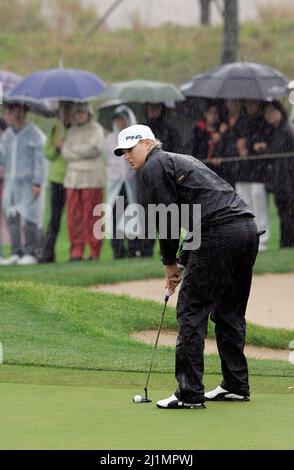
0;366;293;450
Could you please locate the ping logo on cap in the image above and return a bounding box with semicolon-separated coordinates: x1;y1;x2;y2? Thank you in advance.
126;134;143;141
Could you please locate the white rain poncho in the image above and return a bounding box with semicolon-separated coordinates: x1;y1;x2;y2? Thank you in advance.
0;123;46;225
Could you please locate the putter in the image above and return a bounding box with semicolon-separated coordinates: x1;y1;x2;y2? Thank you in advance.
140;289;170;403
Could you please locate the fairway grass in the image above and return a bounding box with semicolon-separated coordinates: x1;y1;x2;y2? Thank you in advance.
0;366;293;450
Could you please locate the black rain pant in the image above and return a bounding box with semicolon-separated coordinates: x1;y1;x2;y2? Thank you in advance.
43;182;66;262
275;194;294;248
175;216;259;403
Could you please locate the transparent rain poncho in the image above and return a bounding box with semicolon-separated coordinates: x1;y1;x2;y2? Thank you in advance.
0;123;46;225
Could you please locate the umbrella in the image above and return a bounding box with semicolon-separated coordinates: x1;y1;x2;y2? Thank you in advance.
0;70;56;117
7;67;107;102
3;95;57;118
97;99;140;130
98;79;184;105
180;62;289;100
0;71;22;98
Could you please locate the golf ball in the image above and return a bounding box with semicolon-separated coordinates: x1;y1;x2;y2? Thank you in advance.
133;394;143;403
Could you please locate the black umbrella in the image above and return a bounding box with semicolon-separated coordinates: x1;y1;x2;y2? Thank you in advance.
180;62;289;100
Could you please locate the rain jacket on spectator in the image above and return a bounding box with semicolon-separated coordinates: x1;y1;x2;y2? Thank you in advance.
44;120;67;184
0;123;45;225
215;115;245;186
188;119;219;161
144;105;181;153
265;121;294;247
236;114;273;183
62;119;105;189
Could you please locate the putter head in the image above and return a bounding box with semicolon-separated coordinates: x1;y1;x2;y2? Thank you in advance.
142;397;152;403
144;387;152;403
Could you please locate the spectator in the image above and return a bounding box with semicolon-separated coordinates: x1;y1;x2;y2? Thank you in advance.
0;104;45;265
234;100;273;250
263;100;294;248
41;102;73;263
215;99;246;186
0;118;7;262
62;102;105;261
33;127;48;261
188;102;220;161
144;103;181;153
104;105;142;259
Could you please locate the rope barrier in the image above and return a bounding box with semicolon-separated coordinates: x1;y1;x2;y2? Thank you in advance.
202;151;294;164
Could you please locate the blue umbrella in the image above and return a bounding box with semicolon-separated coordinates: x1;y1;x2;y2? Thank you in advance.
8;67;107;102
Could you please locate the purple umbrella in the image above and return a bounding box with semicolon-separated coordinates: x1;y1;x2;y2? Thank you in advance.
0;70;56;117
8;67;107;102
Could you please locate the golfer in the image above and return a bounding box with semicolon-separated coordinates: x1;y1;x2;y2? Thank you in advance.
114;125;259;410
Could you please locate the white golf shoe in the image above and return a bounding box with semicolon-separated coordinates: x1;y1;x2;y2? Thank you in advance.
17;255;38;266
156;394;206;409
205;385;249;401
0;254;21;265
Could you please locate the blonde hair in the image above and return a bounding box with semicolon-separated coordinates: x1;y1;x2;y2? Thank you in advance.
143;138;162;150
153;138;162;147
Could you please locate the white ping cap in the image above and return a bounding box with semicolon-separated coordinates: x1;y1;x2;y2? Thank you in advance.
114;124;155;156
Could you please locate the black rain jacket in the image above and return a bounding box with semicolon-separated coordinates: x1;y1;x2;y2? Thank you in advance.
136;147;254;265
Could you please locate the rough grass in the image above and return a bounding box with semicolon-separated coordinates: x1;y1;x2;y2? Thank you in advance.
0;281;293;376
